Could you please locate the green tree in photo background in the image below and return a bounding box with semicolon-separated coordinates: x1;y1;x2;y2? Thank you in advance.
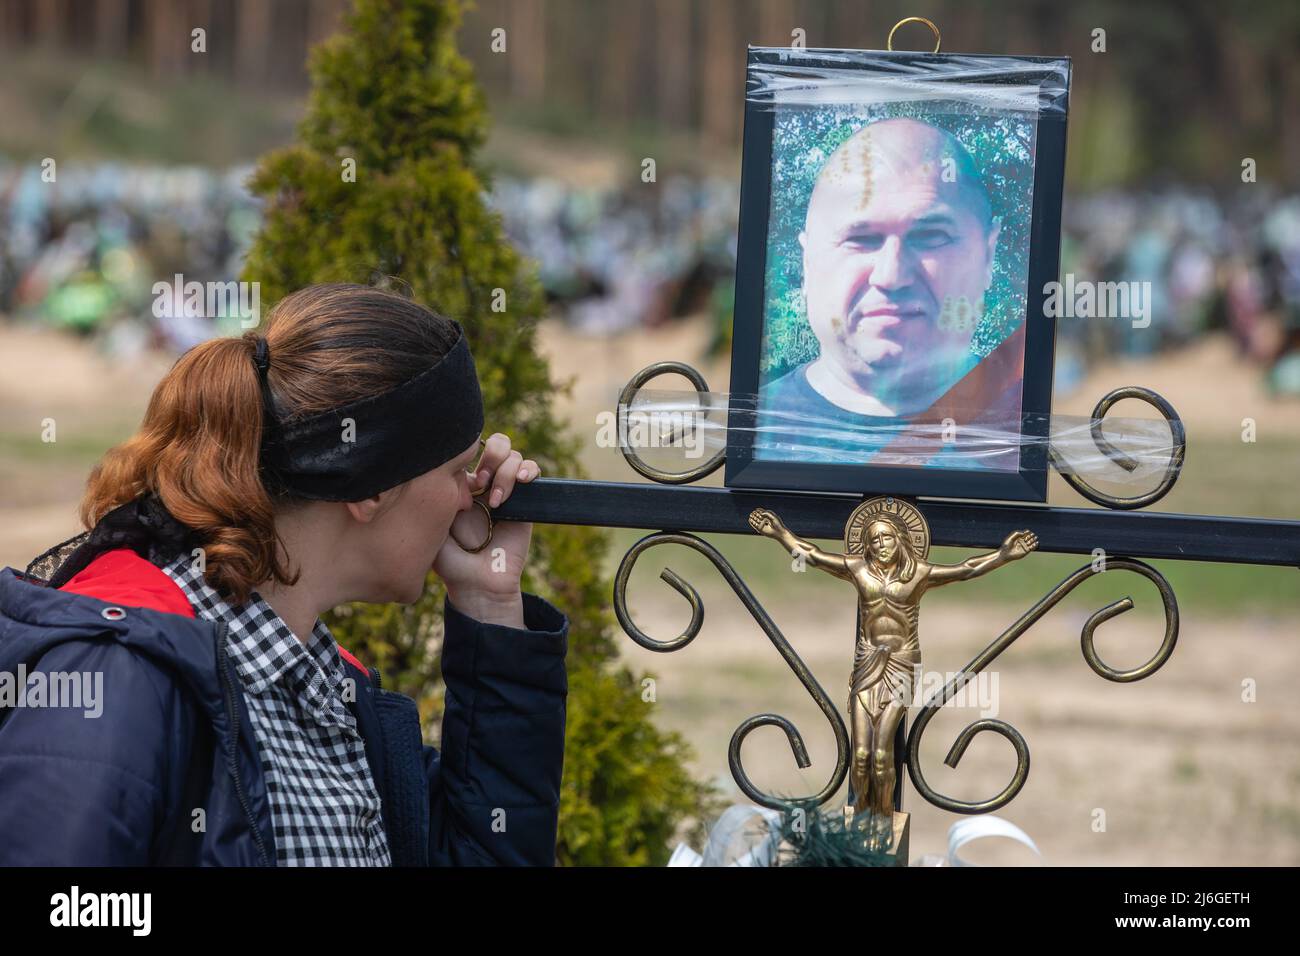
762;101;1037;383
240;0;718;865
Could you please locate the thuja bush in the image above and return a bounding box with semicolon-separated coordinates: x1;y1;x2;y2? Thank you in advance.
240;0;718;865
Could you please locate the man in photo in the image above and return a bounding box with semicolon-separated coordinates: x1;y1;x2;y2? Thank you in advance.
757;117;1025;468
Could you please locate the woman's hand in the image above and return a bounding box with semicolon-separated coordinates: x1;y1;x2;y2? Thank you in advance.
432;432;541;627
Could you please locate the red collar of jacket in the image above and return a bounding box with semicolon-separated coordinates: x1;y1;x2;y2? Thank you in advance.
58;547;367;674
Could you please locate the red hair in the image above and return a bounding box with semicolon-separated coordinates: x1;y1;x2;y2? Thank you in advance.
79;283;463;605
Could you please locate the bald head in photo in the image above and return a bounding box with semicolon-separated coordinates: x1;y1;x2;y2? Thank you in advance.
796;117;1002;417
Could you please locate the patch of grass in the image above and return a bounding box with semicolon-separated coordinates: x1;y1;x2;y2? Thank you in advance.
0;50;300;165
924;547;1298;617
606;527;848;594
485;101;734;181
1143;436;1300;520
603;524;1298;617
1172;752;1201;782
1260;802;1300;838
0;429;128;464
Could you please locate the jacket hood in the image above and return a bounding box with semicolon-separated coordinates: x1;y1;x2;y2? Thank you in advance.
0;545;274;864
2;490;371;720
1;544;229;726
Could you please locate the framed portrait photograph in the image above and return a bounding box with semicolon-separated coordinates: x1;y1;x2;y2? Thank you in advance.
725;46;1071;502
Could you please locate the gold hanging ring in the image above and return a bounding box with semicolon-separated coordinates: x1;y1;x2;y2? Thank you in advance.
887;16;941;53
451;496;494;553
452;435;494;553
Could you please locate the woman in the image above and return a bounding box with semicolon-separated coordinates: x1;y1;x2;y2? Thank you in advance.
0;283;569;866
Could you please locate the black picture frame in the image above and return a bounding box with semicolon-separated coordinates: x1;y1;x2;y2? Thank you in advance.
725;46;1071;502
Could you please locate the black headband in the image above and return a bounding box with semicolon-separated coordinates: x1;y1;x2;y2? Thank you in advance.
252;322;485;501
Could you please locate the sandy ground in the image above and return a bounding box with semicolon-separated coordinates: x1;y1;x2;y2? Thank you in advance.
0;324;177;559
617;578;1299;865
1;317;1297;865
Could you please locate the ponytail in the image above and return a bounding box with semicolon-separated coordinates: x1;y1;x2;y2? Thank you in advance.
80;332;294;605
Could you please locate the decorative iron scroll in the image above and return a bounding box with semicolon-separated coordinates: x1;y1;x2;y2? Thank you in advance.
905;557;1179;815
1049;385;1187;510
615;364;1189;509
612;531;850;810
616;362;726;484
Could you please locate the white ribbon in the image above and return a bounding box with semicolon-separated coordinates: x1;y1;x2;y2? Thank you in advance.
949;815;1041;864
668;805;1042;866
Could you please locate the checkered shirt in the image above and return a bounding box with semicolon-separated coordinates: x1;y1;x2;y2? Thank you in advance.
157;550;391;867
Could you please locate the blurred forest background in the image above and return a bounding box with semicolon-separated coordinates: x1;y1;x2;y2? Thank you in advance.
2;0;1297;183
1;0;1298;866
3;1;1299;381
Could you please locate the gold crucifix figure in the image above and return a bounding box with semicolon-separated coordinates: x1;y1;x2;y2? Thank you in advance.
748;496;1037;851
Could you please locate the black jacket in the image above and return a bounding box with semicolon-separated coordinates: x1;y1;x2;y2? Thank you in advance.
0;497;569;866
